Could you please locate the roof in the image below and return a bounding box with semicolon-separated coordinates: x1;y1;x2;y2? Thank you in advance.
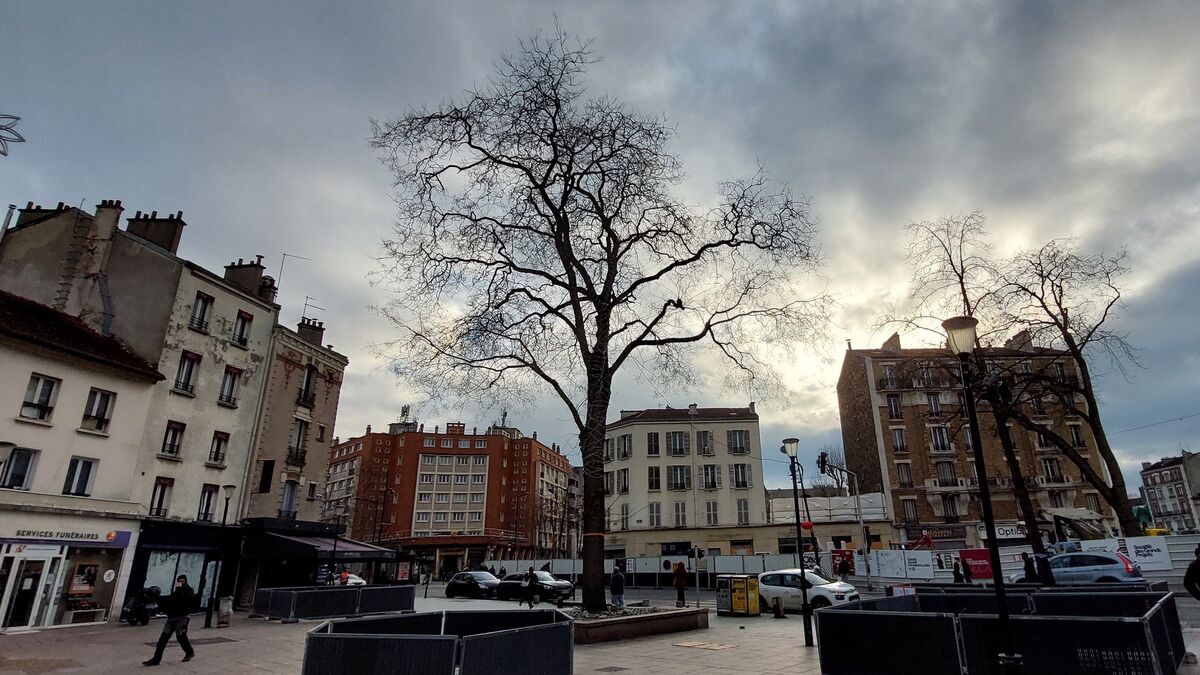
0;290;164;381
608;406;758;428
1140;456;1185;472
846;346;1067;359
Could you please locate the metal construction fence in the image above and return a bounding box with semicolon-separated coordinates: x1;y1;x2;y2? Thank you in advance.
251;585;415;622
302;609;573;675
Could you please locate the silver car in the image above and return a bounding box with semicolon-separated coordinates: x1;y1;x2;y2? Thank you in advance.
1011;551;1142;584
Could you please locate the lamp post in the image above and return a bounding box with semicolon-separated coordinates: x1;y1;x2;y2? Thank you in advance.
780;438;814;647
943;316;1022;674
205;483;237;628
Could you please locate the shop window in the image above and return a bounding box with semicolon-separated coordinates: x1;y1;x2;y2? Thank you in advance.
21;373;60;421
80;388;115;432
62;457;97;497
59;546;123;626
149;477;174;517
1;448;38;490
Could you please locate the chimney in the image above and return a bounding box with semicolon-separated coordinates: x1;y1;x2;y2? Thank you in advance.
258;275;278;304
688;403;698;416
748;401;756;414
297;317;325;346
366;425;372;435
223;255;266;296
126;210;186;253
1141;462;1151;470
881;332;902;351
388;422;405;435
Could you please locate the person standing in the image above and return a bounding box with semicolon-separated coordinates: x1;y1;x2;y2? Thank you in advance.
523;566;538;609
1021;552;1037;583
499;566;507;578
952;558;965;584
609;567;626;608
1183;546;1200;601
143;575;196;666
961;558;973;584
837;558;851;583
1034;553;1056;586
673;562;687;607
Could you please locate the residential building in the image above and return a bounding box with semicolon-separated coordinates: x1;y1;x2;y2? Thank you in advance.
0;291;163;630
600;404;769;558
1139;454;1199;533
244;318;348;522
0;201;279;606
837;332;1116;550
328;418;573;576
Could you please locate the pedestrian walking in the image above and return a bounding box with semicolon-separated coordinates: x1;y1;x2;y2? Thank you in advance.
488;565;496;576
1021;552;1037;583
143;575;196;666
523;566;538;608
961;558;973;584
499;566;507;578
1034;553;1056;586
837;558;851;583
952;558;965;584
673;562;687;607
1184;546;1200;601
609;568;626;608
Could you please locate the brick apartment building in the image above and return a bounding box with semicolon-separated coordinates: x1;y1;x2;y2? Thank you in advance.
838;332;1116;550
326;418;572;576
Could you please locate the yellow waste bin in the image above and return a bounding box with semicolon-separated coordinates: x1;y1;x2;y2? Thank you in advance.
717;574;760;616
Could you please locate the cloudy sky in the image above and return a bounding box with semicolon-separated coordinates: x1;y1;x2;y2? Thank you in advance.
3;1;1198;491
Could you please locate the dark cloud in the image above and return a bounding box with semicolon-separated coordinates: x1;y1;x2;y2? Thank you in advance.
2;1;1198;490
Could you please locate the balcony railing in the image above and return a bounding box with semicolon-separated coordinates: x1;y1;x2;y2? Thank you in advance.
232;333;248;347
931;477;963;488
149;506;169;517
80;414;110;432
297;390;316;408
286;446;307;467
277;509;298;520
944;515;961;524
188;316;209;332
930;443;956;455
160;443;181;457
172;380;195;395
218;393;238;407
20;402;54;421
208;450;226;465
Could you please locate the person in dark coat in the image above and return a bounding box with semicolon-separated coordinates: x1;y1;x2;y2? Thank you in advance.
143;575;196;666
1183;546;1200;601
522;566;537;609
499;566;507;577
673;562;688;607
1035;553;1056;586
837;559;851;583
961;558;973;584
609;568;626;607
952;559;965;583
1021;552;1037;583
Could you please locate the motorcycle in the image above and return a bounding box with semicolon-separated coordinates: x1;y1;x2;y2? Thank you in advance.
120;586;161;626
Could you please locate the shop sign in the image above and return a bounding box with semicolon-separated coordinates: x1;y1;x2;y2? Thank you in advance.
903;524;966;541
977;523;1027;540
4;525;131;547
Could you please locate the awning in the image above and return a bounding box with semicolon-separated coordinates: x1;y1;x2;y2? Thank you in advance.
246;532;396;561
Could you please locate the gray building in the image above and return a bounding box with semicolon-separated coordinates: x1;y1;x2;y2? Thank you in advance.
1139;453;1199;534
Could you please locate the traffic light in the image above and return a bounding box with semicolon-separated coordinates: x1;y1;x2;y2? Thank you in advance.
817;451;829;475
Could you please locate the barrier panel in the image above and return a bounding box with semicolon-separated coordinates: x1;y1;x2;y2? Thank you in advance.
816;604;960;675
255;585;415;621
357;585;416;615
302;609;573;675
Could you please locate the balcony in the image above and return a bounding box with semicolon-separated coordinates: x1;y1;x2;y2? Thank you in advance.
944;515;961;524
877;378;901;391
172;380;195;396
188;316;209;333
218;393;238;408
1037;475;1072;486
928;477;964;489
148;507;169;517
297;390;316;408
286;446;307;468
929;443;956;456
159;444;182;459
232;333;249;347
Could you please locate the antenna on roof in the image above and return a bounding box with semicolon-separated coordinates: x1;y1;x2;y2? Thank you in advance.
302;296;325;319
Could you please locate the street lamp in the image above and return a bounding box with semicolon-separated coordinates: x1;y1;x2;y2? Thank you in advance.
205;483;238;628
780;438;814;648
942;315;1022;673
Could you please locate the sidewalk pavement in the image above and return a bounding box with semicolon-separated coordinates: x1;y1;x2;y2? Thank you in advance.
2;595;1198;674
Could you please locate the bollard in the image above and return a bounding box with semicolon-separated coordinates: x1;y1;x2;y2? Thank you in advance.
216;597;233;628
772;596;786;619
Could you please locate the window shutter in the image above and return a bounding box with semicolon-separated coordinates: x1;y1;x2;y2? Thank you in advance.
729;465;735;487
685;466;692;489
684;432;691;454
726;430;733;454
716;467;722;488
747;464;754;488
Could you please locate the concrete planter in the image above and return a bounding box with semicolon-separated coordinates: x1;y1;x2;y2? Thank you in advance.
573;607;709;645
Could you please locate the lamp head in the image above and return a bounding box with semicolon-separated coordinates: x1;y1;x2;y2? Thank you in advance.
782;438;799;458
942;315;980;356
222;484;237;498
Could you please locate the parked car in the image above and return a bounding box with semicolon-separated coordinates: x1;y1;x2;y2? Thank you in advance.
758;568;860;611
1008;551;1142;584
335;573;367;586
446;571;501;598
495;571;574;602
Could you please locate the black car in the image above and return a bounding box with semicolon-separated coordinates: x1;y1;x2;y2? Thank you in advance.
495;571;573;602
445;571;501;598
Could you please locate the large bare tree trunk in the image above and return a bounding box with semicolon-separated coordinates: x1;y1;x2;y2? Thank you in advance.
580;390;611;611
992;411;1045;554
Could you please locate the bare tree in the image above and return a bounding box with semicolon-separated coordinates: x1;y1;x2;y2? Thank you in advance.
819;444;847;493
369;31;829;610
996;241;1142;536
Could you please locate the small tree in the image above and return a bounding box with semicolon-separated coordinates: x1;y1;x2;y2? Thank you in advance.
370;31;828;610
819;444;847;493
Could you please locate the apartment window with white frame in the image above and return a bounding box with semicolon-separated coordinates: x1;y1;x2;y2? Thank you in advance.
219;367;241;406
232;310;252;346
62;457;96;496
935;461;955;485
668;465;690;490
457;439;468;448
471;474;484;484
439;455;453;464
149;476;173;517
80;388;115;432
604;471;614;496
475;440;486;448
617;468;629;493
897;462;913;487
668;431;690;455
618;434;633;459
1036;427;1053;449
437;474;451;484
705;500;719;526
696;430;714;455
434;512;447;522
1086;493;1102;513
887;395;902;420
931;426;951;452
21;373;60;421
422;455;435;464
727;429;749;454
416;512;430;522
648;502;662;527
892;428;908;453
436;493;449;503
881;364;897;387
197;483;217;521
470;493;484;503
1049;491;1065;508
731;463;752;489
469;511;482;521
1041;458;1063;482
673;501;687;527
174;352;201;394
902;498;918;523
419;473;433;484
457;456;469;465
737;498;750;525
440;439;452;448
423;438;435;447
452;512;465;522
702;464;721;490
473;456;486;465
454;474;468;484
942;494;959;518
418;493;432;503
161;421;186;457
927;392;941;414
647;466;661;491
453;494;466;503
208;432;229;465
620;503;629;530
1069;425;1086;448
0;448;37;490
647;432;660;456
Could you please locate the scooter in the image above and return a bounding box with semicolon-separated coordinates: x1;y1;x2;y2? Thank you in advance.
120;586;161;625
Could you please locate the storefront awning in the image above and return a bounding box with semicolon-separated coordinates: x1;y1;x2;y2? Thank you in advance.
247;533;396;561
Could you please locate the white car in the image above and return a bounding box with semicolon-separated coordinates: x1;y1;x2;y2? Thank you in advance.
758;568;859;611
337;573;367;586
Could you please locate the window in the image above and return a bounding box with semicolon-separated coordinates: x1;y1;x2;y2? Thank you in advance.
648;502;662;528
469;511;482;521
926;393;941;414
667;465;690;490
440;439;452;448
647;432;660;456
617;468;629;493
1086;493;1102;513
219;367;241;406
1054;362;1068;381
258;460;275;493
232;310;252;346
60;456;96;496
897;462;913;487
737;498;750;526
892;428;907;453
161;421;186;457
727;429;749;454
416;512;430;523
198;483;218;521
457;439;469;449
418;492;432;502
439;455;453;464
881;364;897;387
189;293;212;331
673;501;687;527
604;471;614;496
454;474;468;484
291;419;309;452
434;512;447;523
471;474;485;484
317;425;326;442
457;456;469;465
1069;425;1085;448
620;503;630;530
1036;429;1053;449
419;473;433;484
1031;396;1046;416
647;466;661;491
603;438;615;461
21;373;59;421
474;456;486;465
149;476;174;517
731;463;752;489
706;500;719;526
174;352;201;393
1049;491;1065;508
308;482;317;501
470;493;484;503
80;388;115;432
941;494;959;519
1;448;37;490
423;438;435;447
668;431;690;456
435;493;449;503
475;440;486;448
209;431;229;465
452;512;465;522
887;395;902;420
931;426;951;452
696;430;714;455
935;461;955;485
422;456;435;465
1041;458;1063;482
902;499;918;523
702;464;721;490
618;434;633;459
453;493;467;503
